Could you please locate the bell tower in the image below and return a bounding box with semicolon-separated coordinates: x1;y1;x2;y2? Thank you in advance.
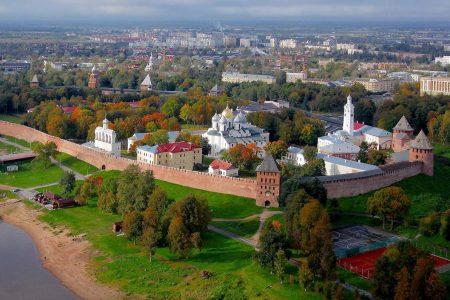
343;95;354;136
88;65;99;89
256;154;280;208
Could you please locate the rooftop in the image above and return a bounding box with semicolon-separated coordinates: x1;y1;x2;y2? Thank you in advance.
138;141;200;154
410;130;433;150
393;116;413;131
209;159;237;170
256;155;279;173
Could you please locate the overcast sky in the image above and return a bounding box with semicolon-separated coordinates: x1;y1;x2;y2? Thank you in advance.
0;0;449;24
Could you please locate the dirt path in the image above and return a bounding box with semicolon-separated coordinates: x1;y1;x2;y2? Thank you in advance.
0;200;124;300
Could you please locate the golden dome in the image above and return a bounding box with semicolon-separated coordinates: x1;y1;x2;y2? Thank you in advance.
221;104;233;119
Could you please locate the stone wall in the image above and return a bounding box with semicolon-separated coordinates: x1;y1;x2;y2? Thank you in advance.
0;121;426;202
0;121;257;199
321;161;423;199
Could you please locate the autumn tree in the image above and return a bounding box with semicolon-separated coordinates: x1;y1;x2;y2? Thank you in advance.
32;141;57;169
394;267;410;300
285;189;310;249
368;149;387;166
167;216;192;258
303;146;317;162
367;187;411;229
264;140;288;160
123;211;143;245
60;171;76;195
298;262;314;292
222;143;261;171
258;220;289;271
142;227;160;262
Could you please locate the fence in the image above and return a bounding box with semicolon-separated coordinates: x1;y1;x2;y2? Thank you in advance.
411;240;450;260
335;236;401;259
336;260;374;279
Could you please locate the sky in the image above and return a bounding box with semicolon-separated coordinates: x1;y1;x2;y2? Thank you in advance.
0;0;449;25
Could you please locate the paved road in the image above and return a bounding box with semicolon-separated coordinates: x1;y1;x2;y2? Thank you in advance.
50;157;86;180
208;224;256;247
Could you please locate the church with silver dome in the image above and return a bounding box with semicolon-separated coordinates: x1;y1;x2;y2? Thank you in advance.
202;105;270;157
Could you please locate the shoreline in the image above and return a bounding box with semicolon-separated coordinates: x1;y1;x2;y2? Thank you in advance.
0;200;124;300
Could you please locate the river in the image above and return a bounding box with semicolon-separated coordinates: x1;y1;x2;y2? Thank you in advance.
0;220;78;300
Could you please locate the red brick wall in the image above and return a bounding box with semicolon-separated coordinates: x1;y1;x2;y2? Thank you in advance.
0;121;426;202
0;121;257;199
321;161;423;199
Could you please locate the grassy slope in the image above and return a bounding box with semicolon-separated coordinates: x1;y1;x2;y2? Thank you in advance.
0;160;64;188
2;135;31;148
335;144;450;221
0;189;19;201
156;180;263;219
210;219;260;238
0;140;22;153
0;114;23;124
39;197;321;299
54;152;98;175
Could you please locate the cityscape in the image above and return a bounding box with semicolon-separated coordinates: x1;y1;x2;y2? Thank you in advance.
0;1;449;300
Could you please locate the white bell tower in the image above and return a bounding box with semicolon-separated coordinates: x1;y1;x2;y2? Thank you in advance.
343;95;354;136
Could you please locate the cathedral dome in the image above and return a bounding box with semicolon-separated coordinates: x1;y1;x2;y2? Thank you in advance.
219;115;227;124
234;111;246;123
212;113;220;122
221;104;234;119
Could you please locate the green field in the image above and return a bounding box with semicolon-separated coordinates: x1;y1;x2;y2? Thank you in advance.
38;196;322;299
210;218;260;238
54;152;98;175
0;140;23;154
2;135;31;149
0;114;23;124
36;180;84;197
335;144;450;221
0;160;64;188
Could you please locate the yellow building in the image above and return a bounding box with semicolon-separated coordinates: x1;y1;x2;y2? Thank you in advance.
136;141;202;170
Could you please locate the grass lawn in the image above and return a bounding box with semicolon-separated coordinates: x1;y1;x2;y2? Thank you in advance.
336;268;371;292
1;135;31;149
0;160;64;188
54;152;98;175
334;143;450;222
36;180;84;198
181;124;209;131
0;140;23;154
210;218;260;238
156;180;263;219
0;114;23;124
38;196;322;299
0;189;19;201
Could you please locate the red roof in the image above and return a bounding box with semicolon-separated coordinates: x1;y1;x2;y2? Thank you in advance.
354;122;365;131
209;159;236;170
156;141;200;154
62;106;75;114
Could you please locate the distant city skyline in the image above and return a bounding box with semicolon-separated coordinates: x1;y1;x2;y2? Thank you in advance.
1;0;450;25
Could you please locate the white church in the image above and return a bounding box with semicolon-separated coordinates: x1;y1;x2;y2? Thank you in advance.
202;105;270;157
82;117;121;156
317;95;392;160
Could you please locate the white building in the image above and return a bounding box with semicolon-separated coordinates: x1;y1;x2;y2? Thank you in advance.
285;146;380;176
434;56;450;66
279;39;297;49
83;118;121;156
286;72;307;83
222;72;276;84
208;159;239;177
144;53;154;72
420;76;450;96
202;105;270;157
127;131;179;151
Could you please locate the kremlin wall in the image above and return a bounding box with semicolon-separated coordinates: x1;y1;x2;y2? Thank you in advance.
0;121;432;202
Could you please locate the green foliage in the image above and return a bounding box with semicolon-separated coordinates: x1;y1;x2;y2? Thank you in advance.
419;213;441;236
298;263;314;292
300;158;326;177
117;165;155;214
357;141;369;163
257;220;289;271
32;141;57;169
367;186;411;230
367;149;387;166
59;171;76;195
303;146;318;163
274;249;286;284
0;159;64;188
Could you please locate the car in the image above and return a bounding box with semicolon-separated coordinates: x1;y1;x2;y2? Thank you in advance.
12;189;21;192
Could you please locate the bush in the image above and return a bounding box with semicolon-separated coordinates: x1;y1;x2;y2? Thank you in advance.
419;213;441;236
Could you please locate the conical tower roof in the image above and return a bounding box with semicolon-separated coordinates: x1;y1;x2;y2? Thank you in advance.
31;74;39;83
256;154;279;173
141;74;152;86
394;116;413;131
410;130;433;150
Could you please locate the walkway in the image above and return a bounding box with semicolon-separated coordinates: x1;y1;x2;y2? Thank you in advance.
0;137;30;151
50;157;86;180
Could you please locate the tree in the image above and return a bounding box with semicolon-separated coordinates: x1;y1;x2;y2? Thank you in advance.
179;103;192;123
274;249;286;284
117;165;155;214
167;216;192;258
222;143;261;171
368;187;411;230
123;211;143;245
373;255;396;300
394;267;410;300
357;141;369;163
410;257;437;300
60;171;76;195
298;263;314;291
440;209;450;241
285;189;310;248
368;149;387;166
142;227;159;262
200;137;211;156
303;146;317;162
419;213;441;236
258;220;289;271
32;141;57;169
264;140;288;160
172;194;210;233
334;284;344;300
300;158;325;177
98;191;118;213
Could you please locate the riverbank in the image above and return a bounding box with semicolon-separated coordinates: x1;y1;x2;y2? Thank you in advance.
0;200;124;300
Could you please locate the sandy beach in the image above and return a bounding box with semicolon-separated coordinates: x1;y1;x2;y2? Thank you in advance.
0;200;124;300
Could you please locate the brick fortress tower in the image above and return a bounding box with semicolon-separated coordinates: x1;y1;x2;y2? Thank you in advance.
392;116;414;152
409;130;433;176
88;65;99;89
256;154;280;207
